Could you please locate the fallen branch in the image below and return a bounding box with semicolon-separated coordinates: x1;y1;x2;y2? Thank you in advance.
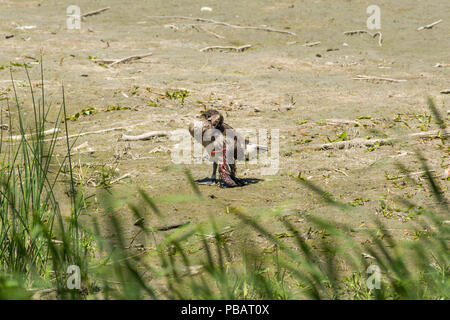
314;129;449;150
344;30;382;46
110;173;131;185
156;221;190;231
148;15;296;36
353;75;407;83
121;131;168;141
323;119;361;126
372;32;383;47
303;41;321;47
343;30;370;35
440;89;450;94
315;138;390;150
43;126;128;142
109;53;153;66
417;19;443;31
200;44;251;52
6;128;58;141
81;7;110;19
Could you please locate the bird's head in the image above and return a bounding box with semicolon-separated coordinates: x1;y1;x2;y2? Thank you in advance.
201;110;223;128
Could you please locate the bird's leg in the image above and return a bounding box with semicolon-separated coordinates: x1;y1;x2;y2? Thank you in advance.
210;162;218;182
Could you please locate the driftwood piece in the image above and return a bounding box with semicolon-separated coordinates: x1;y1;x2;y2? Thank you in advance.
156;221;190;231
200;44;251;52
6;128;59;141
344;30;382;46
109;53;153;66
417;19;443;31
303;41;321;47
42;126;128;143
353;75;407;83
372;32;383;47
323;119;361;126
148;15;296;36
343;30;370;35
81;7;110;19
110;173;131;184
121;131;168;141
315;138;390;150
314;129;449;150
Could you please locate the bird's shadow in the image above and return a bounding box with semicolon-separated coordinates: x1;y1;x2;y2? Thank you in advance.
195;177;262;188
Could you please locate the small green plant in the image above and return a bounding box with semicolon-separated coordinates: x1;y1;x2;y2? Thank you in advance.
327;131;347;143
165;89;190;104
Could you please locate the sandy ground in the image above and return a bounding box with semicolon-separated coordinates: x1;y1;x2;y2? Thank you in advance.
1;0;449;296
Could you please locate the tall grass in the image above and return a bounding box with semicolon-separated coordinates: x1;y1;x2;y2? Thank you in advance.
0;63;88;298
0;65;447;299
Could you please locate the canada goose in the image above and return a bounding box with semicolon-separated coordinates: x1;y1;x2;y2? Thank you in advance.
189;110;249;187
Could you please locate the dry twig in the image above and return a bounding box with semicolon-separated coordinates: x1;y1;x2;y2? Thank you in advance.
417;19;443;31
6;128;58;141
200;45;251;52
121;131;168;141
303;41;321;47
344;30;383;46
148;15;296;36
109;53;152;66
314;129;449;150
82;7;110;19
353;75;407;83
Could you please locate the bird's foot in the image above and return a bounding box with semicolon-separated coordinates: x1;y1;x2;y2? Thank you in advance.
195;177;219;186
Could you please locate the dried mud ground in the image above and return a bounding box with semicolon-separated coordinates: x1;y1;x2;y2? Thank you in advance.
1;0;449;297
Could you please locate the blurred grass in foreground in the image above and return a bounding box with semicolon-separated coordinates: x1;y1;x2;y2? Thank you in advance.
0;65;448;299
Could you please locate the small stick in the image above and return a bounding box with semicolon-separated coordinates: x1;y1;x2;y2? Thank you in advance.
110;173;131;184
6;128;58;141
353;75;407;83
200;44;251;52
148;15;296;36
302;41;321;47
343;30;369;35
334;169;349;177
42;126;128;142
315;138;390;150
313;129;449;150
81;7;110;19
373;32;383;47
440;89;450;94
109;53;152;66
323;119;361;126
417;19;443;31
344;30;382;46
156;221;190;231
121;131;168;141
